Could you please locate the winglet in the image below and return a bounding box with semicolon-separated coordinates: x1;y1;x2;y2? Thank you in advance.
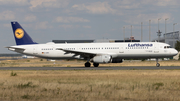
11;21;38;45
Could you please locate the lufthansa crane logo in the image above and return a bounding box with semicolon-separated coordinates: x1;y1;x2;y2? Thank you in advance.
15;28;24;39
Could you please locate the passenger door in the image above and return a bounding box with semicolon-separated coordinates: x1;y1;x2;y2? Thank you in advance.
154;44;159;53
33;46;38;54
119;46;124;53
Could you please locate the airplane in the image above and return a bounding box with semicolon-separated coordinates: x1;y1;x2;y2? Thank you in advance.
6;21;178;67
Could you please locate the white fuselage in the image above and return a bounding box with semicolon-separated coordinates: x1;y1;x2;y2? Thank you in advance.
9;42;178;60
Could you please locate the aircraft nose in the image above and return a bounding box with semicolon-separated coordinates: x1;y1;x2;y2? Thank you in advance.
173;49;178;55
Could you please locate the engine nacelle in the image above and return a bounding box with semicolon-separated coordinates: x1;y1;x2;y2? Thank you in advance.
92;55;112;63
111;58;123;63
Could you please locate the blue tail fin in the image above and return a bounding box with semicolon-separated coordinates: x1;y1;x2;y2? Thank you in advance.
11;21;38;45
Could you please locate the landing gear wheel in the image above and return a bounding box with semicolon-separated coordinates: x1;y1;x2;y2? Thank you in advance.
93;63;99;67
156;58;160;67
85;62;91;67
156;63;160;67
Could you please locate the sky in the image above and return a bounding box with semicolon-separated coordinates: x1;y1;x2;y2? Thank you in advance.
0;0;180;53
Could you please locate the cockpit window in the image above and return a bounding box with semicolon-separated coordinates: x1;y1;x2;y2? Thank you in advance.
164;46;172;49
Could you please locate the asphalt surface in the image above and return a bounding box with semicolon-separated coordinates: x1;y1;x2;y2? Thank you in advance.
0;66;180;70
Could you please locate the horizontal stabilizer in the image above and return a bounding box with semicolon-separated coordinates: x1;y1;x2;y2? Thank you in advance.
6;46;25;52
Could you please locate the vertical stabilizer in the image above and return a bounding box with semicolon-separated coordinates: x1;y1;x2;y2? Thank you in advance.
11;21;37;45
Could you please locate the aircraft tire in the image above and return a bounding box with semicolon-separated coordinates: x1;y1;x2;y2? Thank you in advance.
85;62;91;67
156;63;160;67
93;63;99;67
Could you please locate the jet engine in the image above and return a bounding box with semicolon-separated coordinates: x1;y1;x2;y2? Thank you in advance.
92;55;112;63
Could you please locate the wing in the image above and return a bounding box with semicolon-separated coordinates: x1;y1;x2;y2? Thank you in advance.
6;46;25;52
56;48;113;59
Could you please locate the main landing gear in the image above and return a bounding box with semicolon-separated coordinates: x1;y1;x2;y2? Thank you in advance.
85;62;91;67
93;63;99;67
156;58;160;67
84;62;99;67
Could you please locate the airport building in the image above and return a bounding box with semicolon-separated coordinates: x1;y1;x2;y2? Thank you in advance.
52;36;140;43
52;31;180;48
152;31;180;48
52;40;94;43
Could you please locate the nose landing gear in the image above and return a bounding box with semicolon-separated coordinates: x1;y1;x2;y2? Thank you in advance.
156;58;160;67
